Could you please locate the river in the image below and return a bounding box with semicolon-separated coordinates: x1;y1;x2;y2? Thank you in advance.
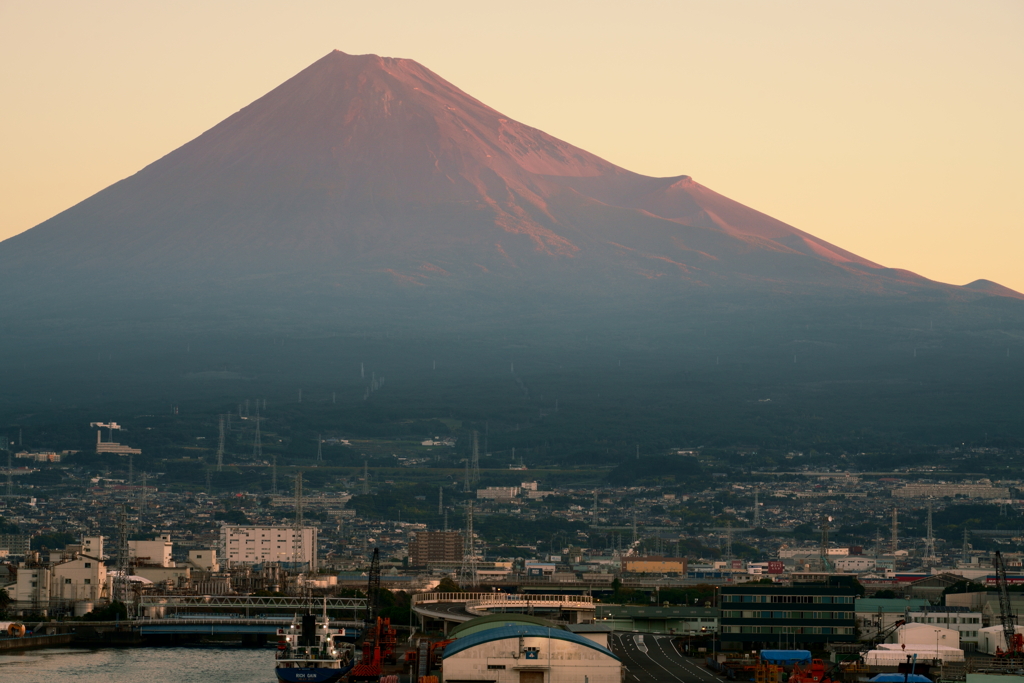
0;646;275;683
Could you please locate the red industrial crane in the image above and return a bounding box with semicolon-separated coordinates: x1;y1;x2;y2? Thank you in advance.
994;551;1023;657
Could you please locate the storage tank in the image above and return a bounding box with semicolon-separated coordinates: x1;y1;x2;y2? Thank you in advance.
74;601;95;617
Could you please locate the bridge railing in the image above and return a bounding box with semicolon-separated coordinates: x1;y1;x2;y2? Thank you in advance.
412;592;594;609
137;595;366;610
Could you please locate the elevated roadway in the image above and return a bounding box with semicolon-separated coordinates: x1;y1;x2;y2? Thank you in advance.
609;632;721;683
411;592;595;634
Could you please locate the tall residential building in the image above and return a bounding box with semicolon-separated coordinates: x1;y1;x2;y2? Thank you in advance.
220;525;317;569
408;531;464;567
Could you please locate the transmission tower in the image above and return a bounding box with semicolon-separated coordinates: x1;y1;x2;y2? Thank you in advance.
471;431;480;484
438;486;443;516
724;522;733;561
362;460;369;495
316;434;322;462
3;436;11;498
962;528;970;563
252;404;262;459
592;489;599;526
139;472;147;523
366;547;381;625
293;471;305;584
216;415;224;472
271;455;277;495
753;488;761;528
460;502;478;587
128;453;134;499
925;502;935;562
890;506;899;555
115;504;133;613
820;514;833;572
463;459;471;493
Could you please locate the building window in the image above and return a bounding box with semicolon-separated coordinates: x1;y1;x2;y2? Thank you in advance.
65;578;72;584
85;563;91;568
85;579;91;585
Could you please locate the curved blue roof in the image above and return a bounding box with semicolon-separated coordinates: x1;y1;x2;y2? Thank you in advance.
443;625;620;661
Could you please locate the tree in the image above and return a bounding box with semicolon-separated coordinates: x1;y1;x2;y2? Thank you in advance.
436;576;462;593
943;580;985;597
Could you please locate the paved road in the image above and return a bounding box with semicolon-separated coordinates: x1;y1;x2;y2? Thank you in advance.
609;632;723;683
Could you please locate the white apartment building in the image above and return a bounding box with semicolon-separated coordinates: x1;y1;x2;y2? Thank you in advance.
220;525;317;569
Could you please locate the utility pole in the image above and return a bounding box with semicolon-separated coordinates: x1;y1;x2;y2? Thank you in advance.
216;415;224;472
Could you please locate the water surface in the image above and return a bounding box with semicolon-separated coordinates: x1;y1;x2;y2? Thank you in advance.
0;646;274;683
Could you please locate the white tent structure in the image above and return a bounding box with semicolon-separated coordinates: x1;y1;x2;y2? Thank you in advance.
864;643;964;666
897;623;960;649
978;625;1010;656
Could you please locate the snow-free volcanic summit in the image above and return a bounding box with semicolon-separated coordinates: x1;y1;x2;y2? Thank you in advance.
1;50;1020;328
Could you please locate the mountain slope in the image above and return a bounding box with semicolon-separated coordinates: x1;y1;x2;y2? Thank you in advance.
0;50;1016;322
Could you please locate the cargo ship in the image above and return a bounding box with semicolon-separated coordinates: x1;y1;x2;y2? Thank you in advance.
275;608;355;683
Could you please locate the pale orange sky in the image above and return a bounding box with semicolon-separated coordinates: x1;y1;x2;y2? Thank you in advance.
2;1;1022;291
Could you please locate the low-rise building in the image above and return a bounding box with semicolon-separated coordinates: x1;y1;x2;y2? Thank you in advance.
52;555;106;604
892;482;1010;499
129;534;173;567
477;486;520;502
621;556;687;574
442;624;622;683
720;585;857;648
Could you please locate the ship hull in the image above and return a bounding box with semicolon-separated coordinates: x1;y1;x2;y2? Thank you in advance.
275;664;352;683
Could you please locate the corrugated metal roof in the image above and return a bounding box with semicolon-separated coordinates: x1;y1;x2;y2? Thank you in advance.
442;625;620;661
